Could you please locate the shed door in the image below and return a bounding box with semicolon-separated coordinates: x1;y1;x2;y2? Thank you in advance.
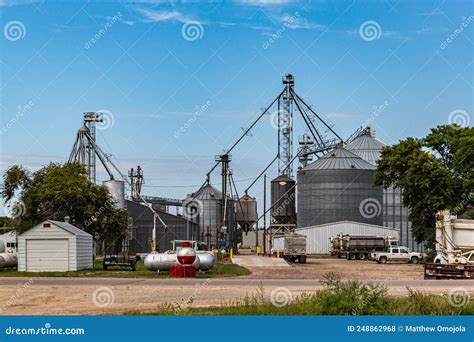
26;239;69;272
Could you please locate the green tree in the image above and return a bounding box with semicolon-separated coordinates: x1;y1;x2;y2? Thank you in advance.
374;125;473;247
1;162;129;248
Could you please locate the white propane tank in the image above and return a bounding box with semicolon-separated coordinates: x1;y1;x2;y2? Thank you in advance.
0;251;17;268
144;251;200;271
196;251;215;270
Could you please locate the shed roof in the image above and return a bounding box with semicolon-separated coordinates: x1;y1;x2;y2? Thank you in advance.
296;220;398;232
46;220;91;236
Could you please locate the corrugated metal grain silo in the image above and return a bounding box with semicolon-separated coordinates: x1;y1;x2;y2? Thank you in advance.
346;130;423;252
185;183;227;248
297;147;383;228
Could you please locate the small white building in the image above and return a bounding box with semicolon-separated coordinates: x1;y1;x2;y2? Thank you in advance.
18;220;93;272
296;220;400;255
0;231;16;253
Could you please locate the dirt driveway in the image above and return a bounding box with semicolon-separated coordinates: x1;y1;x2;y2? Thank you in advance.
240;256;425;280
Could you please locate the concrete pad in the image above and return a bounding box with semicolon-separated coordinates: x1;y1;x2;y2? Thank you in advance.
232;255;290;268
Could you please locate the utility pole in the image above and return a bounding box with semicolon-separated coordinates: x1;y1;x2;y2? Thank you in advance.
216;154;231;249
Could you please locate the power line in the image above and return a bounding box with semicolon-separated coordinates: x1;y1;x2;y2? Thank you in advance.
142;176;259;188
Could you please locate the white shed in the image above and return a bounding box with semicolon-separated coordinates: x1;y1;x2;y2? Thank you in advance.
295;221;400;255
18;220;93;272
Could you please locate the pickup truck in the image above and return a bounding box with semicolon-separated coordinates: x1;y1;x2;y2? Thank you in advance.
371;246;422;264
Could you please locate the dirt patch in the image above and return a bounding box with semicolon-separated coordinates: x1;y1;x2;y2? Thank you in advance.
240;257;424;280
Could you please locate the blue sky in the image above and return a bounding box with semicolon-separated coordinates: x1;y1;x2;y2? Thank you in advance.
0;0;473;212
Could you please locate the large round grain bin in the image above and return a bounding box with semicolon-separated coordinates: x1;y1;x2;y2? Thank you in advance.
297;147;383;228
103;179;126;209
271;175;296;224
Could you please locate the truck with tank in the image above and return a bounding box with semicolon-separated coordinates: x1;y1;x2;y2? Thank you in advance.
330;233;398;260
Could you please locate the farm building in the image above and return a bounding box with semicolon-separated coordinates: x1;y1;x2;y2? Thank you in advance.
127;200;198;253
295;221;400;255
18;220;93;272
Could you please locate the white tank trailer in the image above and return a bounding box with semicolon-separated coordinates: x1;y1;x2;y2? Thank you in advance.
103;179;126;209
144;246;215;272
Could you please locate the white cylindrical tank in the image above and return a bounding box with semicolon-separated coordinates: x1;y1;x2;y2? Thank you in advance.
196;251;215;270
0;252;17;268
103;180;126;209
144;251;200;271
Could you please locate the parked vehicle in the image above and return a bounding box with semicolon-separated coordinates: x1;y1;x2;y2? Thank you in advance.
424;210;474;279
371;246;422;264
273;233;307;263
330;234;398;260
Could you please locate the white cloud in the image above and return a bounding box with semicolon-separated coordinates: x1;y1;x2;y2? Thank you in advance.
235;0;292;6
278;14;326;30
0;154;64;172
135;8;193;24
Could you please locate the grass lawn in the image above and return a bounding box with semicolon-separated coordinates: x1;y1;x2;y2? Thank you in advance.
129;274;474;316
137;295;474;316
0;260;250;278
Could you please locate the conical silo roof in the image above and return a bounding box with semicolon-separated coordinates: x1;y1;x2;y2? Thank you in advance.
300;147;376;171
345;132;386;166
189;183;223;200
